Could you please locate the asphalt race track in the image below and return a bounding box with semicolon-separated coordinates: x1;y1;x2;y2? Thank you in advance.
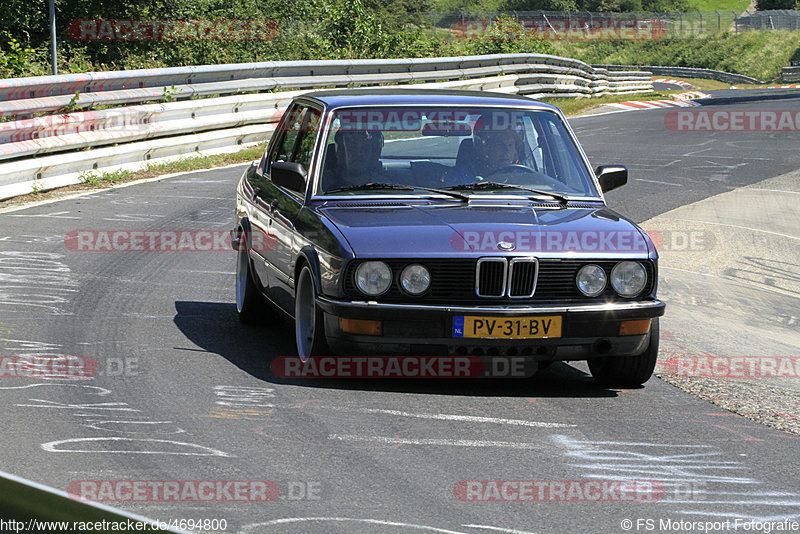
0;93;798;534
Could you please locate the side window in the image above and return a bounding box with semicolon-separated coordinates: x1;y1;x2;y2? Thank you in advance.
272;105;306;164
294;108;321;170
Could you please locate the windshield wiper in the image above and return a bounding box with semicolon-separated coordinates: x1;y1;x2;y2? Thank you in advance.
326;182;415;194
326;182;469;202
445;181;569;204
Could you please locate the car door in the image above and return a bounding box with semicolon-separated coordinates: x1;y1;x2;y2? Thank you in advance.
259;103;322;314
246;103;306;301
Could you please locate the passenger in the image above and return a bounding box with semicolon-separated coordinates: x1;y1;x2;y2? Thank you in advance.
322;129;384;192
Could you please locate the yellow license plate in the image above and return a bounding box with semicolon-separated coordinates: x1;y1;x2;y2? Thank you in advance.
453;316;562;339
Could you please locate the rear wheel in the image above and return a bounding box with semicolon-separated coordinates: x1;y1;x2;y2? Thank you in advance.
588;318;659;387
295;265;330;359
235;231;267;324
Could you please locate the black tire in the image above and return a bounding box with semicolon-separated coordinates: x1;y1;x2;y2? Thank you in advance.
294;265;330;359
235;232;267;324
588;318;660;387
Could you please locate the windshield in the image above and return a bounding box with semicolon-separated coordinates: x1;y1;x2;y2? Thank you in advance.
316;106;598;198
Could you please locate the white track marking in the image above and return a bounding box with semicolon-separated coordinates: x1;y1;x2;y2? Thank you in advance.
0;383;111;395
41;437;231;456
464;526;537;534
356;408;575;428
240;518;472;533
667;218;799;240
328;434;546;450
635;178;683;186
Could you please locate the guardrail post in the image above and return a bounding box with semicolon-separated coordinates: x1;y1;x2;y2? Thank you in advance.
733;11;739;33
49;0;58;75
698;10;703;33
715;10;720;31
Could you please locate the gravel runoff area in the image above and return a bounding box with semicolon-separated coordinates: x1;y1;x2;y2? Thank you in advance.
647;169;800;434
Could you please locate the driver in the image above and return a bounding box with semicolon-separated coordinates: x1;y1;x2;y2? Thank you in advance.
322;129;384;192
474;127;523;173
443;125;525;186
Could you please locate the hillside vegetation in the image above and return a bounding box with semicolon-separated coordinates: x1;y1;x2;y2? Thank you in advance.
554;30;800;81
1;0;799;81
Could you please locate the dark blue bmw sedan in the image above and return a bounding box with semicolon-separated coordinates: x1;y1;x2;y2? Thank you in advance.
233;88;665;386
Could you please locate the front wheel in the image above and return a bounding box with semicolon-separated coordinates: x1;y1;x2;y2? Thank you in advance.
294;265;330;359
588;318;660;387
235;232;267;324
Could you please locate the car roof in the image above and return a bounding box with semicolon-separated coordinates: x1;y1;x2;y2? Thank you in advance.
299;88;562;112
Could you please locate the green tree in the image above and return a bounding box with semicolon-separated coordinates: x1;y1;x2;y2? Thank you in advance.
755;0;795;9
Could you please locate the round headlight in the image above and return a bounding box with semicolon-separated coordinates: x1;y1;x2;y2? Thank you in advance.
576;264;607;297
400;264;431;295
355;261;392;296
610;261;647;297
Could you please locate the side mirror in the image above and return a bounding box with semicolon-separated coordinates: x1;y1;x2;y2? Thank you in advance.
596;165;628;193
271;161;307;194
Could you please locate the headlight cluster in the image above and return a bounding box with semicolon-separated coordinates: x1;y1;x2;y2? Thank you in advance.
576;261;647;298
354;262;430;296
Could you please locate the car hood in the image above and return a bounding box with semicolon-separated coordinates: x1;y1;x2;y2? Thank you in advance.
318;201;654;259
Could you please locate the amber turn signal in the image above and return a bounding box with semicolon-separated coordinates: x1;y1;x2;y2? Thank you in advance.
340;318;383;336
619;319;651;336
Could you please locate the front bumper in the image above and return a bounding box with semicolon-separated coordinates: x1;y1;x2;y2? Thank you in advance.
317;297;665;360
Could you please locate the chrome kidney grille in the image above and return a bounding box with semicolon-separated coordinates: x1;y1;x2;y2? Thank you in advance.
475;257;538;298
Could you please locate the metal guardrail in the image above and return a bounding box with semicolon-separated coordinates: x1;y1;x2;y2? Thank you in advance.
782;66;800;83
0;470;186;532
595;64;764;85
0;54;652;201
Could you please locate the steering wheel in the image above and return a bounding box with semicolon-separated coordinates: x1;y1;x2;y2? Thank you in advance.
480;163;539;182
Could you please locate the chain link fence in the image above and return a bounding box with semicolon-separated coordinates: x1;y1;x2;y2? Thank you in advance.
425;10;800;39
736;10;800;31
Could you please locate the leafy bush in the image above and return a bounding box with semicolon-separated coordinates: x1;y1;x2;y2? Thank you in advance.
0;32;45;77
